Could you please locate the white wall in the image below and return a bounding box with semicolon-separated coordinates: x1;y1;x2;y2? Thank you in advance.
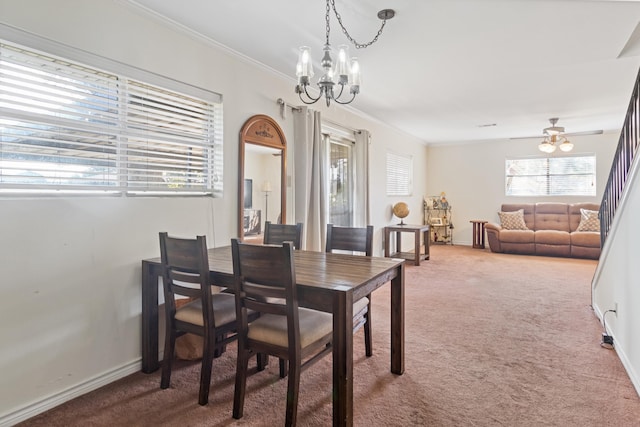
0;0;427;423
592;153;640;396
426;132;618;245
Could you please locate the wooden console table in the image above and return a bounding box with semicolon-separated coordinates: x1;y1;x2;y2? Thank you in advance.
384;224;430;266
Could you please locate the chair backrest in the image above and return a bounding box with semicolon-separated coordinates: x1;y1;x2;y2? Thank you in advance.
159;232;214;326
231;238;299;350
263;221;303;249
325;224;374;256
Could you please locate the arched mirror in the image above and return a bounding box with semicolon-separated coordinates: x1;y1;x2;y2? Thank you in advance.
238;115;287;242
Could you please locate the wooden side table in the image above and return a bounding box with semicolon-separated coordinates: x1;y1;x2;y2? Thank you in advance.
384;224;430;266
470;220;488;249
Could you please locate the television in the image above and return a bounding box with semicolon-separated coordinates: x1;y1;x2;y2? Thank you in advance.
243;179;252;209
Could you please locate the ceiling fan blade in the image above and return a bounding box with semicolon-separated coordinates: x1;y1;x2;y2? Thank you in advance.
509;129;603;140
509;134;545;140
563;130;603;137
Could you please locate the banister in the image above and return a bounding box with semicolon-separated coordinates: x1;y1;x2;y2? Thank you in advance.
600;68;640;247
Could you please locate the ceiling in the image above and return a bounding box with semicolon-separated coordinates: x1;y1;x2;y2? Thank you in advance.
126;0;640;144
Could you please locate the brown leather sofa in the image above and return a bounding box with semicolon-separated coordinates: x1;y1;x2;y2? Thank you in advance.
485;202;601;259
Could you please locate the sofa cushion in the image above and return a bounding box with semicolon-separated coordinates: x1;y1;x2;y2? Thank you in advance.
501;204;535;229
498;209;528;230
534;203;570;232
569;203;600;231
535;230;570;245
577;209;600;232
571;231;600;248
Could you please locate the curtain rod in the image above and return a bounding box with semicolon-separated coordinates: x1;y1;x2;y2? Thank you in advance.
276;98;363;136
277;98;302;119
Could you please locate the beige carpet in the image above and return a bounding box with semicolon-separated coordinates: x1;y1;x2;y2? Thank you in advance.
19;245;640;426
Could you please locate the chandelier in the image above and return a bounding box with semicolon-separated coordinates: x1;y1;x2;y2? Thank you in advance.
295;0;395;107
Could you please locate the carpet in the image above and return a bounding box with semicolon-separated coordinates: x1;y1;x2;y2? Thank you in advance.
18;245;640;426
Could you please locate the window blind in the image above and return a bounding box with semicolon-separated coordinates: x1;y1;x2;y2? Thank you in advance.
386;151;412;196
505;154;596;196
0;40;223;195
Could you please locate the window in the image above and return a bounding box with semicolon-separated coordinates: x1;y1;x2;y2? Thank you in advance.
328;137;353;226
505;154;596;196
0;38;223;196
386;151;412;196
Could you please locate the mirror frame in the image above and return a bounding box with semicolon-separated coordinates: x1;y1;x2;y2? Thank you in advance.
238;114;287;241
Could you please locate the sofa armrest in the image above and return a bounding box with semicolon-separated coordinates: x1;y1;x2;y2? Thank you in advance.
484;222;502;253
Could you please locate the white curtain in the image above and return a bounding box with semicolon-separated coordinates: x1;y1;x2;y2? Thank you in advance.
354;129;371;227
293;107;327;251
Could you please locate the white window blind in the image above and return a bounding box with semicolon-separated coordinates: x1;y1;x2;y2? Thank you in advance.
0;40;223;195
505;154;596;196
386;151;412;196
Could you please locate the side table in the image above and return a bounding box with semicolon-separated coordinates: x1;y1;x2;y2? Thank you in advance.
470;220;488;249
384;224;430;266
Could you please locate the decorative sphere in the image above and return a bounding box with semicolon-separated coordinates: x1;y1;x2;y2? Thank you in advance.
392;202;410;219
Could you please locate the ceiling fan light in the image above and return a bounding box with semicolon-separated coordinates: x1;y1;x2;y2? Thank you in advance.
538;141;556;153
559;140;574;152
544;127;563;136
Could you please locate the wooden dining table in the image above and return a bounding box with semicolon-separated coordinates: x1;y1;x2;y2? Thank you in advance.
141;246;405;427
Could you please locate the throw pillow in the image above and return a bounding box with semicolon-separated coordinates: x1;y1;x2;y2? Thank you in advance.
498;209;528;230
577;208;600;232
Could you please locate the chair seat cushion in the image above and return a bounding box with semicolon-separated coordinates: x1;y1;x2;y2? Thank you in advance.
248;307;332;348
175;293;237;326
353;297;369;315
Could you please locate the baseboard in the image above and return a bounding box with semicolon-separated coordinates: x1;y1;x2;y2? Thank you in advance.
0;359;142;427
592;305;640;398
615;338;640;397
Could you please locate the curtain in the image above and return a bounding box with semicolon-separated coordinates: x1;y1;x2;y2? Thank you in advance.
293;107;327;251
354;130;371;227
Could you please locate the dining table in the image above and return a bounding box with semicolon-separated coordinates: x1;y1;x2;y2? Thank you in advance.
141;246;405;427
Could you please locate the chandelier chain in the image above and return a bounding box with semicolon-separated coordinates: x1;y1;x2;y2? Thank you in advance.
330;0;388;49
325;0;331;45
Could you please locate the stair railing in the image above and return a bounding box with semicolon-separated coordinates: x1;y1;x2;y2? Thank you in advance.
600;68;640;247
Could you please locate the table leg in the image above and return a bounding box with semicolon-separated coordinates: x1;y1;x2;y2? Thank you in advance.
395;232;401;258
423;229;430;260
332;290;353;426
413;230;421;266
390;263;405;375
384;227;391;258
141;261;160;373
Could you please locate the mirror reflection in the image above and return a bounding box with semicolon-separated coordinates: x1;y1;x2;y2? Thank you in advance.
243;144;282;242
238;115;287;243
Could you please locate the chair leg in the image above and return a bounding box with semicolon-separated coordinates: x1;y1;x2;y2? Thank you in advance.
364;296;373;357
285;360;300;427
198;334;215;405
257;353;268;371
279;358;287;378
233;347;250;420
160;326;176;389
214;333;227;358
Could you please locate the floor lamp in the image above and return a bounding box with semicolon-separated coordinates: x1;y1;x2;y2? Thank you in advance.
262;181;272;223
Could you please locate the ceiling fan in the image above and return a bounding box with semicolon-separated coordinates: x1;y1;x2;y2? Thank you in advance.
511;118;603;153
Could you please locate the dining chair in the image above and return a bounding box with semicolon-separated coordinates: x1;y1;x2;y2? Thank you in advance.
231;239;333;427
263;221;303;249
326;223;374;357
159;232;258;406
